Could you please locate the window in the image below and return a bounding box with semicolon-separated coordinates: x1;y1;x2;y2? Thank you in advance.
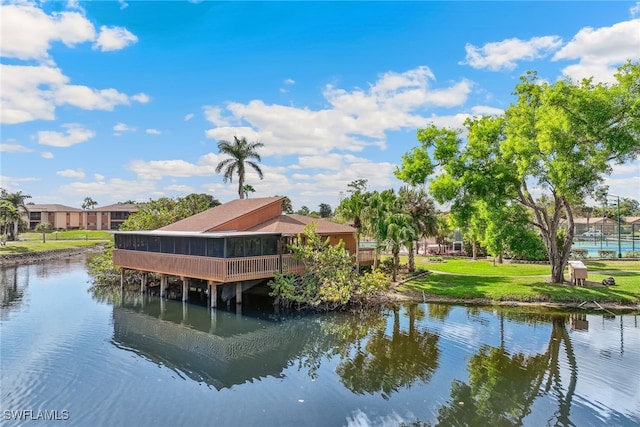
190;238;206;256
262;236;278;255
29;212;41;220
226;238;244;258
206;239;224;257
246;237;262;256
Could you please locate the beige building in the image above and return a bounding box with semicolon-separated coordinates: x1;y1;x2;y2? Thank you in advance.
25;203;139;231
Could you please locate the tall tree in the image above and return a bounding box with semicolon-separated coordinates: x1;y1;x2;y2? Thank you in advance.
215;136;264;199
242;184;255;198
336;179;370;270
0;200;19;245
277;196;294;214
399;186;438;271
318;203;332;218
0;189;31;241
82;197;98;210
396;62;640;283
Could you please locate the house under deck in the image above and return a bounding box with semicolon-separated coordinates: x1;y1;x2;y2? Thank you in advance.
113;229;375;307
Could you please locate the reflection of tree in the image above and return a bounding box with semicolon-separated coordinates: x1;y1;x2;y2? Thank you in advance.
1;265;27;315
436;314;577;427
426;303;453;321
336;304;440;399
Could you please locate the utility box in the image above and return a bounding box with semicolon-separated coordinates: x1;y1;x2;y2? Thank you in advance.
568;260;588;286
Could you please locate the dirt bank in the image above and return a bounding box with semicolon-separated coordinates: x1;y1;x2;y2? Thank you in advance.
0;244;107;267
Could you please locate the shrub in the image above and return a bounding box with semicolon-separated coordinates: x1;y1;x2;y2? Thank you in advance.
625;251;640;258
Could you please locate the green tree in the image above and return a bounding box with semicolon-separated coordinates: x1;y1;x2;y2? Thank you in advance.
335;180;370;270
215;136;264;199
82;196;98;210
278;196;294;214
399;186;438;271
0;189;31;241
242;184;255;198
396;63;640;283
296;205;310;216
318;203;332;218
35;222;52;243
0;200;19;245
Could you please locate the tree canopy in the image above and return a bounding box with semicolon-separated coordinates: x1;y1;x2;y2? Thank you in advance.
215;136;264;199
396;62;640;283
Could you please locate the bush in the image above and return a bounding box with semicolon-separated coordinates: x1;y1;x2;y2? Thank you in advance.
625;251;640;258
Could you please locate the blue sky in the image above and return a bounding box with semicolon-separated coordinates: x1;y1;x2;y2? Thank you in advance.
1;1;639;212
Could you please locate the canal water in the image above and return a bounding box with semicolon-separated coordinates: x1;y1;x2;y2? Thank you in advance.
1;256;639;427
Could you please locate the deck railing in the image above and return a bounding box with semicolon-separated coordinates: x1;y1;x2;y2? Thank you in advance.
113;247;377;282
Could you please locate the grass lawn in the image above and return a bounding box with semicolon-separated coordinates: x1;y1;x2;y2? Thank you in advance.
21;230;113;241
1;239;108;254
396;256;640;305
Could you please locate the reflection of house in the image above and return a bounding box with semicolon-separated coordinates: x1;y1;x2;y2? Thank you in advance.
112;300;316;390
113;197;374;305
85;203;138;230
25;204;84;230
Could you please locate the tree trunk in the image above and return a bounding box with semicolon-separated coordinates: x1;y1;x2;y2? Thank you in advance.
472;241;478;261
238;174;244;199
392;247;399;282
408;241;415;272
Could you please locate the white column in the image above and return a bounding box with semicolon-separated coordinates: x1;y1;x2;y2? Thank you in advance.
160;275;166;298
140;273;147;294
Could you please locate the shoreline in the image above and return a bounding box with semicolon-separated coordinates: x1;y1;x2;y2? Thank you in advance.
0;243;107;267
2;246;638;313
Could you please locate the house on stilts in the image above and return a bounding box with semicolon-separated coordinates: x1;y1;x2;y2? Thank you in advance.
112;196;375;307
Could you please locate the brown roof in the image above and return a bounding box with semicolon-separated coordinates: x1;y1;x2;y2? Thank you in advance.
572;217;616;224
248;214;355;235
623;216;640;224
93;203;139;212
26;204;83;212
159;197;284;232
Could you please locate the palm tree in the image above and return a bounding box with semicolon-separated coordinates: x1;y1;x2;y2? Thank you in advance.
399;186;438;272
0;189;31;240
242;184;255;198
215;136;264;199
0;200;19;245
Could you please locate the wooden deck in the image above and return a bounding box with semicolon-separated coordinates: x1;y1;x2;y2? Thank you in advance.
113;247;376;283
113;250;306;282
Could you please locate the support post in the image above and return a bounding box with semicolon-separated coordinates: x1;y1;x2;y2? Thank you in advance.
120;268;125;291
209;281;217;308
160;274;166;299
236;282;242;305
182;277;188;302
140;273;147;294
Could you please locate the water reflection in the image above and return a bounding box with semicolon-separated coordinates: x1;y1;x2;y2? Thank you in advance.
112;295;321;390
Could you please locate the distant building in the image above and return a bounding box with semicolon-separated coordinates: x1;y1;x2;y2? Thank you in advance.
25;204;84;230
85;203;138;230
24;202;139;231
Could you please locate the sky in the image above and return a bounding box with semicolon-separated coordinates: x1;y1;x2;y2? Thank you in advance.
1;0;639;212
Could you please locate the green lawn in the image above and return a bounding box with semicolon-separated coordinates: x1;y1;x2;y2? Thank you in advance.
21;230;113;241
0;240;106;254
396;256;640;305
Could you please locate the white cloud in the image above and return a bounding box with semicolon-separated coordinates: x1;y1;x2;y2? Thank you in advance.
284;78;296;85
114;122;136;133
118;0;129;10
553;20;640;83
205;67;472;156
131;93;150;103
0;64;149;124
59;178;157;203
57;169;86;179
127;153;221;180
94;173;105;181
146;129;162;135
94;26;138;51
203;106;230;126
165;184;195;193
184;113;194;121
631;2;640;17
470;105;504;116
37;124;95;147
0;3;95;62
0;175;39;191
461;36;563;71
41;151;54;159
1;142;32;153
